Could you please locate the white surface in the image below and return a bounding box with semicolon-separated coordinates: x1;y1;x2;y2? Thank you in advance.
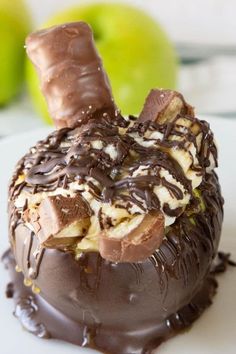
0;116;236;353
0;93;44;136
26;0;236;46
180;57;236;116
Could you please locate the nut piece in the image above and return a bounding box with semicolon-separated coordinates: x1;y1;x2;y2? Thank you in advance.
26;22;116;129
99;212;164;263
36;194;91;248
138;89;194;124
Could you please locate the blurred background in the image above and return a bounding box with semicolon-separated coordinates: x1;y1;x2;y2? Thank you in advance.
0;0;236;136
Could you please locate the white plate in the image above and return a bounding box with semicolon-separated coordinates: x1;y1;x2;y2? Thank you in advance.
0;117;236;354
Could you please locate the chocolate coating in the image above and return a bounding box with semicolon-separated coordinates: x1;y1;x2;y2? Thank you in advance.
26;22;116;129
7;172;223;353
3;248;222;353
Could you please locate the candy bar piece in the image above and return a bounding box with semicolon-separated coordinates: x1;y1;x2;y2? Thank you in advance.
99;212;164;262
37;194;91;248
26;22;116;129
138;89;194;124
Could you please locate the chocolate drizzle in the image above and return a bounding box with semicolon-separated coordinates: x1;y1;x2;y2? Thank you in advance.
9;111;217;228
211;252;236;273
129;114;217;171
29;247;45;280
26;231;33;268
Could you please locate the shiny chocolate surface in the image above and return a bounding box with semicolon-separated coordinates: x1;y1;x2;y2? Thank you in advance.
5;172;224;353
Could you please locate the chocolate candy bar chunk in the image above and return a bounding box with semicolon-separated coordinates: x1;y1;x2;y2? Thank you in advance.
26;22;116;129
38;195;91;248
139;89;194;123
99;212;164;262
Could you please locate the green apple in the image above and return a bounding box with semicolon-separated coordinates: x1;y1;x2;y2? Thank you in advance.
26;3;178;124
0;0;31;106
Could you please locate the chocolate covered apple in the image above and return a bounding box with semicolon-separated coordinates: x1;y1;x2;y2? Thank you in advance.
3;22;224;354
